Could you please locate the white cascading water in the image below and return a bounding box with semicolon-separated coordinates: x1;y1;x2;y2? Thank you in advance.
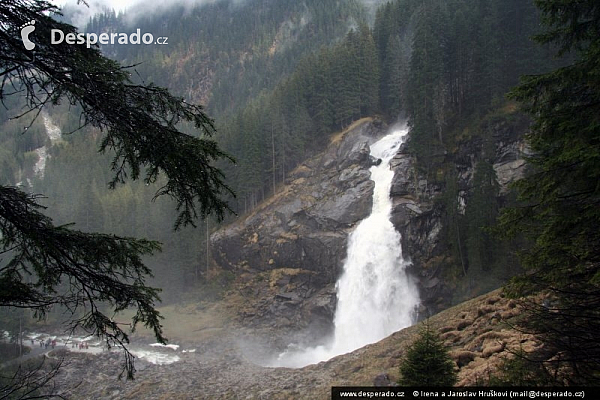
273;127;420;368
33;110;62;179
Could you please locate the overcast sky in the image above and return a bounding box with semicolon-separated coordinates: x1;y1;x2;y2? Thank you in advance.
53;0;219;12
51;0;161;27
53;0;140;13
51;0;219;27
51;0;378;28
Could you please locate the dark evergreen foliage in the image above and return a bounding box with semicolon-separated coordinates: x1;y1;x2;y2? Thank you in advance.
19;0;564;298
1;2;586;379
465;157;500;276
398;321;457;386
499;0;600;384
374;0;554;174
0;0;233;378
216;23;380;213
1;0;234;229
0;186;162;379
86;0;368;117
363;0;557;295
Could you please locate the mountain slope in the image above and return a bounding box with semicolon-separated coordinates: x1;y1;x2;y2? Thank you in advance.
84;0;368;115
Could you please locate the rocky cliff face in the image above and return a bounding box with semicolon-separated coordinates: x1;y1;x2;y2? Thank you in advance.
390;113;530;315
210;113;529;344
211;118;387;342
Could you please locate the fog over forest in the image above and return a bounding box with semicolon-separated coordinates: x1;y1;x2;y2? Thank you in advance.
1;0;599;397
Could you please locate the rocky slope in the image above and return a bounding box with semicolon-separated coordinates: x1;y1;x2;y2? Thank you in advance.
3;112;534;399
45;289;544;399
211;117;389;344
210;112;529;341
21;115;537;396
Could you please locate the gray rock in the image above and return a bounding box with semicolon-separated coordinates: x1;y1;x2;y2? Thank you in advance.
211;113;530;335
374;373;398;387
210;119;387;331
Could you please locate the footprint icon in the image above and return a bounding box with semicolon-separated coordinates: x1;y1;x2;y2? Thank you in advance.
20;20;36;51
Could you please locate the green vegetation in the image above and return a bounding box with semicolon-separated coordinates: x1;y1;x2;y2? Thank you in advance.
374;0;551;165
398;321;457;386
0;0;563;307
1;0;571;312
84;0;368;117
499;0;600;385
370;0;559;296
0;1;374;302
4;0;598;387
0;0;233;379
482;348;555;386
217;23;380;212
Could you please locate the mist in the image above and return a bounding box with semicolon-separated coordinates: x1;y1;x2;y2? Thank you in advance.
56;0;251;28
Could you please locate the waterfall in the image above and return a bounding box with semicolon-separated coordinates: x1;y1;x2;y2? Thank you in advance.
42;110;62;142
33;110;62;179
273;127;420;368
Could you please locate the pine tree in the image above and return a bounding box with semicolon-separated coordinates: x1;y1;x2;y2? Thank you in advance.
406;1;446;173
499;0;600;384
0;0;234;379
466;157;499;276
380;34;407;119
442;168;468;279
398;321;457;386
356;24;380;117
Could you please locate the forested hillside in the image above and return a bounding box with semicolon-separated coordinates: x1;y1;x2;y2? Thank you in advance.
213;0;564;297
0;0;371;300
85;0;368;115
0;0;563;301
3;0;599;391
215;0;562;211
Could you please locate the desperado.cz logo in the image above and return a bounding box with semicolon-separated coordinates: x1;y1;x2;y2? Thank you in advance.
20;20;36;50
20;20;168;50
51;29;169;48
